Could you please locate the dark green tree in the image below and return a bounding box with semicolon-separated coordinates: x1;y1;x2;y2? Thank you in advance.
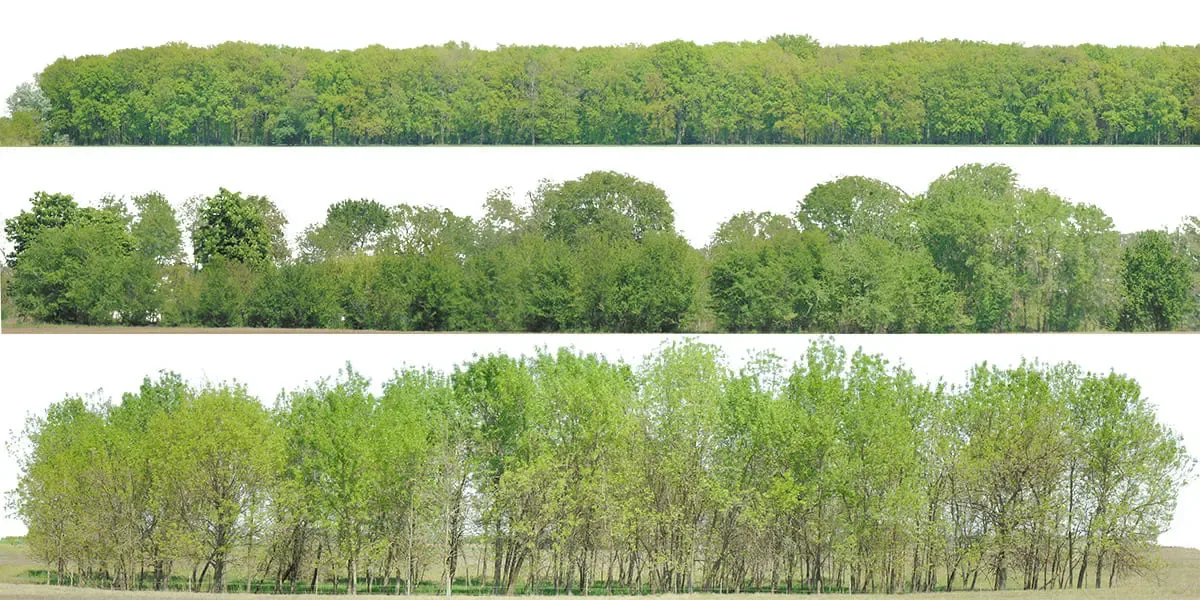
4;192;81;266
8;220;158;324
1119;230;1193;331
191;189;284;266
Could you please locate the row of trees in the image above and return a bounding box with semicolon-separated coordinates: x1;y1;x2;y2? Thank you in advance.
18;36;1200;146
4;166;1198;332
12;341;1192;595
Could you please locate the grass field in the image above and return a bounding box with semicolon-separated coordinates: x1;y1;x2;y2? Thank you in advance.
0;539;31;587
0;540;1196;599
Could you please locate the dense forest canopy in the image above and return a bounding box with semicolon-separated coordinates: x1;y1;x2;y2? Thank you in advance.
3;165;1199;332
12;341;1192;594
5;36;1200;146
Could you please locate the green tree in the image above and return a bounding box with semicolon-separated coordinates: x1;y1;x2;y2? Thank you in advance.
278;369;379;594
299;198;392;261
815;235;964;332
601;231;701;332
245;263;339;328
8;220;158;324
1119;230;1193;331
708;212;824;332
196;256;255;327
797;176;911;243
1070;373;1194;588
191;189;285;266
636;340;725;593
530;172;674;243
130;192;183;265
916;164;1021;331
151;383;282;593
4;192;81;266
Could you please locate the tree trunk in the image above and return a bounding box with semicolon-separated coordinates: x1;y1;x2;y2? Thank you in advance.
1076;545;1089;589
312;541;323;593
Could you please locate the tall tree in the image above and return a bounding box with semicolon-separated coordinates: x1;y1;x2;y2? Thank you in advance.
130;192;183;265
1119;230;1193;331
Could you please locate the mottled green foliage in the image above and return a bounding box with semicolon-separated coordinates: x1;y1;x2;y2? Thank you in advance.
1119;230;1194;331
11;342;1194;594
26;39;1200;146
8;219;157;324
299;198;392;260
6;167;1197;331
709;212;824;332
191;189;286;266
130;192;183;265
4;192;83;267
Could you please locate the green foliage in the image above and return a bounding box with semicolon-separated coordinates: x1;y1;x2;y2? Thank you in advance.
601;231;702;332
299;198;392;260
708;166;1133;333
244;262;340;328
797;176;910;243
195;257;254;327
12;342;1192;594
154;383;283;593
130;192;183;264
27;38;1200;146
520;236;583;331
1119;230;1194;331
7;167;1198;331
8;220;158;324
0;110;42;145
191;188;286;266
709;212;824;332
917;164;1022;331
0;81;48;145
531;171;675;243
814;236;964;332
4;192;82;267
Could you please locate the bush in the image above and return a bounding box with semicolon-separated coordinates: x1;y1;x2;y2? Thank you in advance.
9;222;160;324
196;257;256;327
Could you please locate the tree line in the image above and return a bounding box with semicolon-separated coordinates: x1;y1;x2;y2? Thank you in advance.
11;341;1191;595
7;36;1200;146
4;165;1198;332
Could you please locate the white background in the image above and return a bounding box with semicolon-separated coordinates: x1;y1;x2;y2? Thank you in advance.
2;0;1200;115
1;0;1199;556
0;147;1196;253
0;334;1198;548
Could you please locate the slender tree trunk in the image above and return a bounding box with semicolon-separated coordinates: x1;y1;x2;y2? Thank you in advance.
198;561;211;592
1076;545;1089;589
409;498;416;595
493;524;503;594
312;541;323;593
